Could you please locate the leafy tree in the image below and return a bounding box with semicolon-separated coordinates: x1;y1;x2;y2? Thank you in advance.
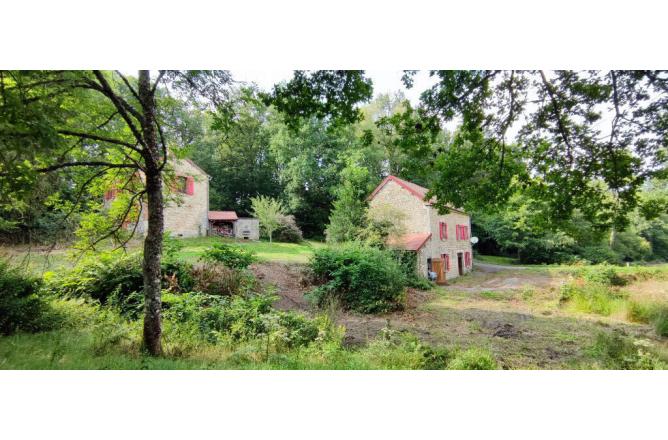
265;70;373;130
190;89;283;215
268;116;355;237
405;70;668;230
325;154;374;243
0;70;235;354
251;195;285;243
2;70;371;354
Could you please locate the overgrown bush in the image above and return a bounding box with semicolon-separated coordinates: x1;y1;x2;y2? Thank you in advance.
190;262;257;296
0;260;52;335
578;263;627;286
162;291;319;348
44;252;194;309
273;214;303;243
307;244;407;313
587;331;668;369
627;301;668;337
447;347;498;370
201;243;257;269
559;280;627;316
391;250;433;290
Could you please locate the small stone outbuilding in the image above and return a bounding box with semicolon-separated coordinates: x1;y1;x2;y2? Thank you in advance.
208;211;259;240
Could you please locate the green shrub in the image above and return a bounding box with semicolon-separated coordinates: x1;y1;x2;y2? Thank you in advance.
44;252;194;313
448;347;498;370
162;291;320;348
0;260;52;335
391;250;433;290
559;280;626;316
190;262;257;296
627;301;668;337
201;243;257;269
579;263;626;286
587;331;667;369
655;309;668;337
274;214;303;243
162;232;184;259
576;245;622;264
307;244;407;313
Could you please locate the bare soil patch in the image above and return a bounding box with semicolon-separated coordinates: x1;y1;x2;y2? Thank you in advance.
251;262;311;311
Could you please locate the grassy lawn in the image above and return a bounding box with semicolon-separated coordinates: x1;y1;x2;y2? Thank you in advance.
177;237;325;264
1;237;324;275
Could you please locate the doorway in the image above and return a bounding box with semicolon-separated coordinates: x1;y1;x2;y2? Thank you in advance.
457;252;464;276
432;258;446;285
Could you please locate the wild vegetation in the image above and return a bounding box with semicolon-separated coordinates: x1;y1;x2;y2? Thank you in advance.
1;70;667;368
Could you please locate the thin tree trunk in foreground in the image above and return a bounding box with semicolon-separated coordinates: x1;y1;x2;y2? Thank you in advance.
138;70;164;356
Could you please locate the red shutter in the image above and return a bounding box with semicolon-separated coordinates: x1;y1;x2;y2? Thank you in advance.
445;223;448;239
456;225;460;240
438;222;442;240
186;176;195;195
445;254;450;270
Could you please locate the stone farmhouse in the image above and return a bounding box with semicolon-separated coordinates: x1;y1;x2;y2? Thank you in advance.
367;175;473;283
104;158;259;239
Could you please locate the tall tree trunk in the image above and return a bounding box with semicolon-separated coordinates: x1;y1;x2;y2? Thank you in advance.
138;70;164;356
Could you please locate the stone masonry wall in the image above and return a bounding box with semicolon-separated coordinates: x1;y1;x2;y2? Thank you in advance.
368;178;473;280
162;159;209;238
368;179;430;234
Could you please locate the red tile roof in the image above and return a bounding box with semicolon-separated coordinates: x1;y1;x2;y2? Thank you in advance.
208;211;238;221
387;232;432;251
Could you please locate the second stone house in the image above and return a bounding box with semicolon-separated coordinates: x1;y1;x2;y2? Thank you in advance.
104;158;259;240
367;175;473;283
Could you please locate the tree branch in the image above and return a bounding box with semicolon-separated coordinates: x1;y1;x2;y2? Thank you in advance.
90;71;146;148
57;129;143;153
539;70;574;165
36;161;136;173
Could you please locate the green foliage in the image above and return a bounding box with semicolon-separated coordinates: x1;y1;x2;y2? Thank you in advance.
190;263;257;297
627;301;668;337
273;214;303;243
201;243;257;269
264;70;373;130
163;291;319;348
391;250;433;290
44;252;194;307
307;244;407;313
0;260;51;335
325;155;374;244
251;195;285;243
578;263;627;286
413;70;667;230
587;331;668;370
162;233;184;260
559;280;627;316
447;347;498;370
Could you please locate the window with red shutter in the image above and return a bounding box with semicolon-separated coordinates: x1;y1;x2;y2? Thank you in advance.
186;176;195;195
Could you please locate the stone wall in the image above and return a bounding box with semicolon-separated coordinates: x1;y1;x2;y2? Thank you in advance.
368;178;473;280
424;208;473;280
234;218;260;240
368;179;430;234
162;159;209;238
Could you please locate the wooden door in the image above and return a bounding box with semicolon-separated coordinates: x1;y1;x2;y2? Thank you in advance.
432;259;447;285
457;253;464;276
